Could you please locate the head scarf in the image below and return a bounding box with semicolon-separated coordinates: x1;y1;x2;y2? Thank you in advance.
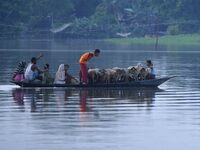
54;64;66;83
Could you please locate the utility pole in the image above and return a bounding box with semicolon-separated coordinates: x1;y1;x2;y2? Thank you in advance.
155;17;159;51
51;13;54;39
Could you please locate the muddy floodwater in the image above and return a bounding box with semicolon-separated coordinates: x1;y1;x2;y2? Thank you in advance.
0;39;200;150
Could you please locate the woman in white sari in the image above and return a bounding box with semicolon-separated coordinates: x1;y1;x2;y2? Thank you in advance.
54;64;67;84
54;64;79;84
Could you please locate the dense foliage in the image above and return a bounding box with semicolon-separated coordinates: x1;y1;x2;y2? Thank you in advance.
0;0;200;38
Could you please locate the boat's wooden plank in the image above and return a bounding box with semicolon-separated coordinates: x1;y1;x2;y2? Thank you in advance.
10;77;173;88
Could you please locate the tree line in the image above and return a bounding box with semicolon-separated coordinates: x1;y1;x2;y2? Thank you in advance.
0;0;200;38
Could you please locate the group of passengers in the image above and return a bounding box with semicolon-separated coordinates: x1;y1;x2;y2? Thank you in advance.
12;49;155;84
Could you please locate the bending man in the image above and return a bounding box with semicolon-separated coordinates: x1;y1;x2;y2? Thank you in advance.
79;49;100;84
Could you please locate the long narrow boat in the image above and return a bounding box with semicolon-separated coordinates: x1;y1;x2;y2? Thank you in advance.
11;76;174;88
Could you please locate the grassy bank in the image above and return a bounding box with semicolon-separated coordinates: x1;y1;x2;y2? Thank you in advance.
106;34;200;45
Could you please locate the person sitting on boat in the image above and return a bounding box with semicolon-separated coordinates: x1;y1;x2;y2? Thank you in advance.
65;65;79;84
42;63;54;84
54;64;79;84
24;53;43;82
79;49;100;84
146;60;156;79
12;61;26;82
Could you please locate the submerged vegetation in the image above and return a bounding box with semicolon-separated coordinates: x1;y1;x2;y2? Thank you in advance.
0;0;200;39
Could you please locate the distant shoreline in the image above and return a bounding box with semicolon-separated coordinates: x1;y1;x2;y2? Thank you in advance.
106;34;200;45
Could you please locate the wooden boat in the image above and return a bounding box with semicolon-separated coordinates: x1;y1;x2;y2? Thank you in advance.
11;76;174;88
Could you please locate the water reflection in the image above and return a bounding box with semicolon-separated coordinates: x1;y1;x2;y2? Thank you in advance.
12;88;25;112
11;87;161;113
12;88;24;105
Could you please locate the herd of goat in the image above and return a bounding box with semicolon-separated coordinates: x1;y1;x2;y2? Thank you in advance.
85;64;151;84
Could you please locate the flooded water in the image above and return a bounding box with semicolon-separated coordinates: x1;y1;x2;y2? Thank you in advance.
0;39;200;150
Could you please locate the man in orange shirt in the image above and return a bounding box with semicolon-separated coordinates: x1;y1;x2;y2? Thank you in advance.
79;49;100;84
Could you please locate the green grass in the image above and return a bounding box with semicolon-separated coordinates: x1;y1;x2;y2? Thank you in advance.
106;34;200;45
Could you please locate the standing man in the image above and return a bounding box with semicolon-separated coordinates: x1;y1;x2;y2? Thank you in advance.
79;49;100;84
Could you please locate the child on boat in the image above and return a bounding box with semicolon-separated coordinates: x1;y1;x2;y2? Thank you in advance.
42;63;54;84
146;60;156;79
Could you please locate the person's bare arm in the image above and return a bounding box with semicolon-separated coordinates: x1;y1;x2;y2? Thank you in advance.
31;64;43;73
71;75;79;82
66;73;78;81
36;53;44;60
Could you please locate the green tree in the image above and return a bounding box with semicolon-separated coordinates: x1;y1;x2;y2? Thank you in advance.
72;0;101;18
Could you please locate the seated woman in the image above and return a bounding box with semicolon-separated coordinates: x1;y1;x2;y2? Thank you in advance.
54;64;66;84
145;60;156;79
54;64;79;84
12;61;26;82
